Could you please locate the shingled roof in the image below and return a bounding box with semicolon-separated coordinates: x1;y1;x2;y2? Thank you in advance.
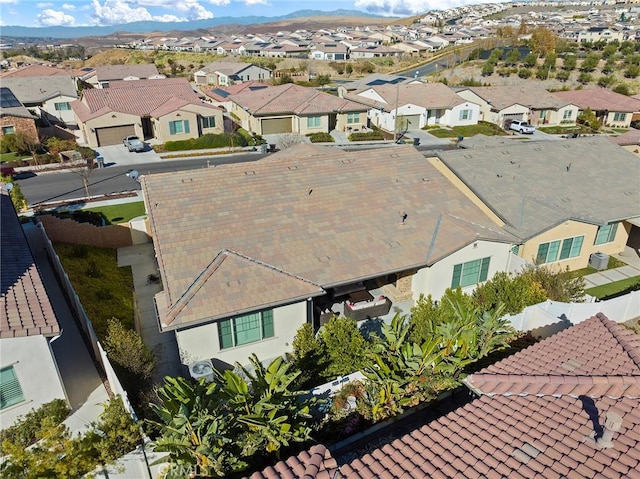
251;314;640;478
552;87;640;113
0;192;59;339
142;144;516;329
455;85;573;110
436;137;640;240
347;82;467;112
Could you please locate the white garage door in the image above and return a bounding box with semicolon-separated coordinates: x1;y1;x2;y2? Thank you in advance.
261;118;292;135
96;125;136;146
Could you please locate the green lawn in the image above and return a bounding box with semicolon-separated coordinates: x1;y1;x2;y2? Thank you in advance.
586;276;640;300
567;256;627;279
0;152;30;163
53;243;134;339
425;121;507;138
537;125;594;135
84;201;146;224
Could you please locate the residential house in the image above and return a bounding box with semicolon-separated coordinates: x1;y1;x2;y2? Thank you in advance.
88;64;164;89
309;43;349;61
455;86;580;128
204;81;271;112
0;87;38;140
551;88;640;128
336;73;416;98
349;45;403;59
392;41;433;57
71;77;224;147
347;82;480;131
249;313;640;479
577;26;624;42
229;83;369;135
261;44;308;58
432;137;640;271
140;144;518;370
193;62;272;87
0;191;67;427
0;75;78;126
0;64;71;79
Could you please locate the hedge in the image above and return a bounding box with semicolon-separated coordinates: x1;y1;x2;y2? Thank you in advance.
348;131;385;141
306;132;334;143
161;133;247;152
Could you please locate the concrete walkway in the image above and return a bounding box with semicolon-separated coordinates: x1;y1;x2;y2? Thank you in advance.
23;222;109;436
583;246;640;289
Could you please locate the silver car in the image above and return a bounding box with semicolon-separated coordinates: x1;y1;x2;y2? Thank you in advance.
123;135;145;152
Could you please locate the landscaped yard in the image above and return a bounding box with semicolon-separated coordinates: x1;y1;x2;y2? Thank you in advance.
83;201;146;224
0;152;30;163
426;121;507;138
53;243;134;339
586;276;640;300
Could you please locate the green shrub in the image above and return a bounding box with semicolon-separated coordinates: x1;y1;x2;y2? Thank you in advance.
1;133;19;154
162;133;247;152
0;399;70;453
307;132;334;143
348;131;384;142
103;318;155;389
320;316;370;379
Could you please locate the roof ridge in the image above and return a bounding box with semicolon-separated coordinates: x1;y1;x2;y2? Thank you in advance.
598;312;640;371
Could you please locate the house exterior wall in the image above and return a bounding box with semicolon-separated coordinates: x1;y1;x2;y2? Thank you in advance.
0;335;67;427
497;104;529;128
336;111;367;132
604;110;633;128
174;300;308;368
297;114;330;135
443;102;480;127
236;65;272;82
519;219;630;271
78;111;142;148
412;240;515;301
455;90;493;123
155;110;202;142
0;114;37;140
42;95;78;125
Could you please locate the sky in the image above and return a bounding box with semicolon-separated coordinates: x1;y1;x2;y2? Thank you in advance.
0;0;500;28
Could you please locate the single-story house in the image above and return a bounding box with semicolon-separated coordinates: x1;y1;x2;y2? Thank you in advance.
229;83;369;135
140;143;519;369
1;75;79;126
577;26;624;43
88;64;164;89
193;62;272;86
309;43;349;61
71;77;224;147
349;45;403;59
392;41;433;56
336;73;417;98
0;64;71;79
203;81;272;112
455;86;580;128
0;87;38;140
346;82;481;131
0;191;67;427
551;88;640;129
432;137;640;271
261;44;308;58
249;313;640;479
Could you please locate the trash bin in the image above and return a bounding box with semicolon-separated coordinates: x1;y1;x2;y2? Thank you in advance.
589;252;609;270
413;138;420;146
457;136;464;143
96;155;104;168
269;144;276;153
260;144;269;154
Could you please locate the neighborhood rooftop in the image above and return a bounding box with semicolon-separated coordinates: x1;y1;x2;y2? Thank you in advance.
436;137;640;240
0;75;77;103
552;87;640;113
94;63;160;80
347;82;467;111
454;85;574;110
142;143;517;328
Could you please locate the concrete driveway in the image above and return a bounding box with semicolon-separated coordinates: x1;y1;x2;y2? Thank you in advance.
95;143;161;167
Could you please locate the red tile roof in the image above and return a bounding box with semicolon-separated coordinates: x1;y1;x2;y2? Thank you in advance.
246;445;338;479
0;192;59;338
250;314;640;478
552;88;640;113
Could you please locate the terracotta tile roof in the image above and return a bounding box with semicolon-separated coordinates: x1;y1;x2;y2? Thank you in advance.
457;85;573;110
205;81;271;101
348;82;466;111
0;192;59;338
142;144;516;328
72;77;219;122
436;137;640;240
0;64;70;78
229;83;367;116
246;445;338;479
611;128;640;146
95;63;159;81
255;315;640;478
552;88;640;113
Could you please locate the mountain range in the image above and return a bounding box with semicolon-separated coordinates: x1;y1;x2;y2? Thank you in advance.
0;10;391;40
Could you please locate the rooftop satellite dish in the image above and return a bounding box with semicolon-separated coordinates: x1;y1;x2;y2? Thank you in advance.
126;170;139;181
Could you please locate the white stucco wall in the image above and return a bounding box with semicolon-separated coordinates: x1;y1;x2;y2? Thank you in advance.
43;95;78;125
412;240;515;301
175;300;309;368
0;335;67;427
443;102;481;127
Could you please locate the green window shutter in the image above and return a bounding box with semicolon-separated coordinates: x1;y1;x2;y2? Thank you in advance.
479;257;490;282
570;236;584;257
451;264;462;288
218;319;234;349
169;121;176;135
0;366;25;410
262;310;274;338
536;243;549;264
184;120;190;134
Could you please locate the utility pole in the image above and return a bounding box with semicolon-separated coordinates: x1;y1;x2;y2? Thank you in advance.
393;77;400;142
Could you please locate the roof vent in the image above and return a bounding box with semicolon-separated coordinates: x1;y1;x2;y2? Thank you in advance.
512;443;541;464
561;358;583;372
585;410;623;449
288;165;298;170
245;170;255;175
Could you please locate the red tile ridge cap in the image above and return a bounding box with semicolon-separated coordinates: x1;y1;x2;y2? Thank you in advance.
302;445;330;479
597;312;640;370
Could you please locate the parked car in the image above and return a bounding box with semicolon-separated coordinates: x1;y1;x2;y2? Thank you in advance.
123;136;145;152
509;120;535;134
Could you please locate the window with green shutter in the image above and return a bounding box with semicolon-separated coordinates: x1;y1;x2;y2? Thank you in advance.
451;257;491;288
0;366;25;410
218;310;275;349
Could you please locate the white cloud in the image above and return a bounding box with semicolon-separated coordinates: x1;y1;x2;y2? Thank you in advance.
36;2;54;7
174;0;215;19
354;0;501;16
62;3;76;10
91;0;154;25
36;8;76;26
0;0;19;4
242;0;267;5
90;0;215;25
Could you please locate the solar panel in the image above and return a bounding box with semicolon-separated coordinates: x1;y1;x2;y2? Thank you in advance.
0;88;22;108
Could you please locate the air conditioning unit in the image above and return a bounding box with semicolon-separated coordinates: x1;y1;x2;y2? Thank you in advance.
188;359;214;382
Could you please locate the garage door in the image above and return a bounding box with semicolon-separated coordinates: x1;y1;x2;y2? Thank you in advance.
502;113;525;129
96;124;136;146
261;118;292;135
400;114;421;129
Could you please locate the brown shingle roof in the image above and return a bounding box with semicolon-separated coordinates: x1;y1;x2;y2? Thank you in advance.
229;83;367;116
552;88;640;113
142;144;516;328
0;192;59;338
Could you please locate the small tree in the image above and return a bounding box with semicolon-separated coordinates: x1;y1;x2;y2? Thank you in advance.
320;316;370;379
523;52;538;68
562;54;577;71
519;265;585;303
290;323;326;389
103;318;156;387
555;70;570;82
613;83;631;96
577;107;600;131
577;72;593;84
518;68;533;79
14;132;42;167
580;53;601;72
0;174;27;211
481;62;495;76
505;48;520;66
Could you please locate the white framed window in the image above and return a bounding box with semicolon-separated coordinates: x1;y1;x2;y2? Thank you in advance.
536;236;584;264
54;102;71;111
307;116;321;128
347;113;360;124
0;366;25;410
451;257;490;288
201;116;216;129
563;110;573;120
459;109;472;121
613;112;626;122
594;223;618;245
169;120;190;135
218;310;274;349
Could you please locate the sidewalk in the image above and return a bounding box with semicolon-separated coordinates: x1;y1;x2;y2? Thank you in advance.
583;246;640;289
